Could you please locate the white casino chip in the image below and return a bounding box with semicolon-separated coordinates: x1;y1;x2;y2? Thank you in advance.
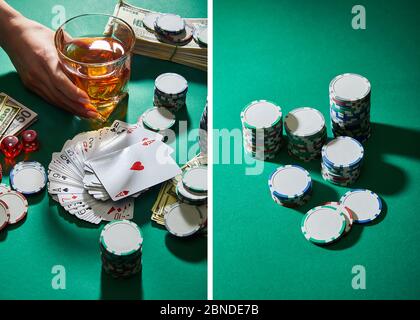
100;220;143;256
155;73;188;95
0;191;28;224
284;107;325;137
177;180;207;201
269;165;311;198
330;73;371;102
10;162;47;194
241;100;282;129
0;199;10;231
142;107;176;131
339;189;382;224
322;136;364;168
182;166;207;192
143;12;161;31
155;14;185;34
164;203;203;237
301;206;346;245
0;183;11;194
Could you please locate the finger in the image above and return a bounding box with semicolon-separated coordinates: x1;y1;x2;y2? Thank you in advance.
32;80;98;119
38;70;98;118
44;55;91;104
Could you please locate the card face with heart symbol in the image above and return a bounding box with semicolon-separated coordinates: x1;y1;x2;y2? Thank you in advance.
89;140;181;201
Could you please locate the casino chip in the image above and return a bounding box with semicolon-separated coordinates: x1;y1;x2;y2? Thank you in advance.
182;166;207;193
142;107;176;131
10;161;47;195
268;165;312;207
0;199;10;231
143;12;161;32
0;191;28;225
100;220;143;278
154;73;188;112
241;100;284;160
0;183;11;194
329;73;372;143
339;189;382;224
164;203;205;237
301;205;346;245
154;14;186;35
321;136;364;186
284;107;327;162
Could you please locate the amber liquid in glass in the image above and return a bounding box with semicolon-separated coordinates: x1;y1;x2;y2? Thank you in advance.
62;37;130;121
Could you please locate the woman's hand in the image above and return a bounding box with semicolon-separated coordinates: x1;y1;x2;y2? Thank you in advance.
1;13;98;119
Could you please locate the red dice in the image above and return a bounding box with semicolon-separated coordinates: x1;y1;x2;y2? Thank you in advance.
0;136;23;159
21;130;39;153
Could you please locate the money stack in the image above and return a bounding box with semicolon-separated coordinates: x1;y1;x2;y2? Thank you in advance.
0;93;38;141
109;0;207;71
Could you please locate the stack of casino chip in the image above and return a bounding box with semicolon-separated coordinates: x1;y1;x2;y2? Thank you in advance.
154;73;188;112
240;100;283;161
321;136;364;186
176;166;208;205
154;14;193;46
100;220;143;279
329;73;372;143
198;100;208;154
268;165;312;207
284;107;327;162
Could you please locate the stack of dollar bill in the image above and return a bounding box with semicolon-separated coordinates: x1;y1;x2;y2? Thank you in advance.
0;93;38;140
109;0;207;71
151;154;207;228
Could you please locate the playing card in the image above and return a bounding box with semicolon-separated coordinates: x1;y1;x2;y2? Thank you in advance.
53;151;84;179
58;192;90;205
86;121;165;161
48;170;84;187
64;146;85;176
48;181;85;194
90;198;134;221
90;139;181;201
83;172;102;187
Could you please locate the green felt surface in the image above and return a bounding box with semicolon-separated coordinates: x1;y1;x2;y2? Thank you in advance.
214;0;420;299
0;0;207;300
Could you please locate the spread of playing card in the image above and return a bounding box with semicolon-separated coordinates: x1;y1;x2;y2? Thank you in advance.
47;120;180;224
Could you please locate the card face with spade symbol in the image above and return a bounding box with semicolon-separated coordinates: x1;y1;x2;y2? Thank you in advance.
89;139;181;201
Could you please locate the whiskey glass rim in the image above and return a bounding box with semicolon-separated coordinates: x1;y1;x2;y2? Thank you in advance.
54;13;135;67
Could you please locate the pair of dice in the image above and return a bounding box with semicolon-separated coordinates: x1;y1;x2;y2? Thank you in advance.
1;130;39;159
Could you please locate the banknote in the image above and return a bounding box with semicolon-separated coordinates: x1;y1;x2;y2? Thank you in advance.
0;93;21;137
1;93;38;138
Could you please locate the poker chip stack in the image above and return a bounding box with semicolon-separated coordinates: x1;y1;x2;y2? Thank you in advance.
154;73;188;112
321;136;364;186
268;165;312;207
329;73;372;143
241;100;284;161
284;107;327;162
176;166;208;205
198;100;208;154
100;220;143;279
154;14;193;46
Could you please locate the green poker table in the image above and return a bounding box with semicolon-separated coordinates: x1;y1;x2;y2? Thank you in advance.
214;0;420;299
0;0;207;300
